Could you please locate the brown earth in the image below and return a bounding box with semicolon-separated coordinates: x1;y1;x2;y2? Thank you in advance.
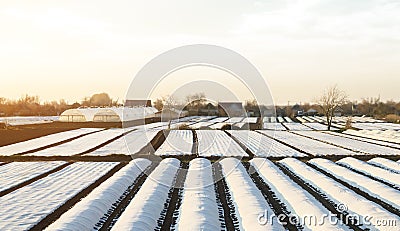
0;121;123;147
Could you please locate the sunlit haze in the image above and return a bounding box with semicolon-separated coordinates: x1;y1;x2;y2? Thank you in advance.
1;0;399;105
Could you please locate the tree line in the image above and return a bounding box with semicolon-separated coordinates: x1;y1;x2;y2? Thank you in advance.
0;93;120;116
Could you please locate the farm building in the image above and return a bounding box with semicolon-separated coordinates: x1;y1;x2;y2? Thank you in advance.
124;99;152;107
60;107;158;122
218;102;245;117
59;108;98;122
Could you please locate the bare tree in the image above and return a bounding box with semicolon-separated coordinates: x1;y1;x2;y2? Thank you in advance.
317;85;348;130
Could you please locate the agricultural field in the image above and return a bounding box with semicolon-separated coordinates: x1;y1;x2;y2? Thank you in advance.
0;118;399;230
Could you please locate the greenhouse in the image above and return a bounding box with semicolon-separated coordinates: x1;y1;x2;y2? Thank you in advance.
60;107;158;123
59;108;98;122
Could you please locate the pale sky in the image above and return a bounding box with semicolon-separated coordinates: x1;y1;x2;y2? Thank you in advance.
0;0;399;105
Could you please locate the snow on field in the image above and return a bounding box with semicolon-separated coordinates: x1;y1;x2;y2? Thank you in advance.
351;123;400;131
344;130;400;144
227;130;305;157
175;158;220;230
303;123;332;131
324;131;400;149
368;157;400;174
134;122;170;130
262;122;287;130
296;117;307;123
225;117;244;123
30;129;128;156
302;116;316;122
0;116;59;126
293;131;400;155
277;117;285;123
263;116;277;123
209;122;228;130
155;130;193;156
280;158;400;230
242;117;258;123
0;162;118;230
251;158;348;230
0;128;102;156
283;117;293;123
197;130;247;157
0;161;66;192
207;117;229;123
309;158;400;211
282;123;313;131
46;159;151;230
190;121;216;129
111;158;180;230
259;131;358;156
220;158;284;230
88;130;159;156
337;157;400;188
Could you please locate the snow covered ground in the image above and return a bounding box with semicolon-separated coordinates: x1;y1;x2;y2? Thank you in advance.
293;131;400;155
155;130;193;156
282;123;313;131
263;116;277;123
225;117;244;123
0;128;102;156
309;158;400;211
175;158;220;230
207;117;229;123
209;122;229;129
251;158;348;230
351;123;400;131
262;122;287;130
324;131;400;149
30;129;128;156
368;157;400;174
259;131;358;156
344;129;400;144
190;121;216;129
242;117;258;123
227;130;305;157
0;162;118;230
0;116;59;126
45;159;151;230
111;158;180;230
277;117;285;123
303;122;333;130
337;157;400;188
0;161;66;192
197;130;248;157
220;158;284;230
280;158;400;230
88;130;159;156
296;117;307;123
283;117;293;123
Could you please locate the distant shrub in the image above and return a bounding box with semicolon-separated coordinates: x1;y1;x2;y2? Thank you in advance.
345;117;353;129
176;123;192;130
385;114;400;123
